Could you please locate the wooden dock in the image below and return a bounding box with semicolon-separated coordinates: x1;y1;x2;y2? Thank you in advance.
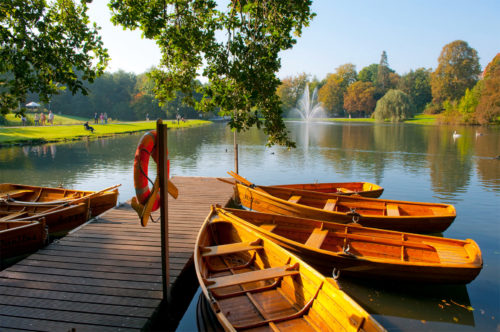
0;177;234;331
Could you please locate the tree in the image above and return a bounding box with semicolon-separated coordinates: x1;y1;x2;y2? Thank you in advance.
398;68;432;113
358;64;378;83
475;53;500;124
431;40;481;104
457;82;483;123
318;75;343;115
0;0;108;115
376;51;391;94
373;89;414;122
343;81;376;117
276;73;309;112
335;63;357;87
109;0;315;147
131;72;165;120
318;63;357;115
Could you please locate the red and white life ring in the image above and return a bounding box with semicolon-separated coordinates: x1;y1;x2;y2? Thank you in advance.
133;130;169;212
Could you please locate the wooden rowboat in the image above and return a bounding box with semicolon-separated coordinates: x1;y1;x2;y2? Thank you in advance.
0;183;119;217
1;219;47;262
0;202;89;236
216;208;482;284
195;206;386;332
232;174;455;233
273;181;384;198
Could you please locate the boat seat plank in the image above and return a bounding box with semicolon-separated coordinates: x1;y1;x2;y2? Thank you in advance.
288;195;302;204
0;189;34;199
205;264;299;290
323;199;338;211
338;188;354;194
386;203;400;216
260;224;277;232
201;240;262;257
305;228;329;248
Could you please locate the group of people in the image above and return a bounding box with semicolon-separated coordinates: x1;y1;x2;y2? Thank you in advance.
29;111;54;126
175;113;186;124
85;112;108;133
94;112;108;124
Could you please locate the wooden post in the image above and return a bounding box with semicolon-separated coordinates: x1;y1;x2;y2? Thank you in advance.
234;131;239;174
157;119;169;300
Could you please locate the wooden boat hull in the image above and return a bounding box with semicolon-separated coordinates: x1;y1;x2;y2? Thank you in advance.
273;181;384;198
236;183;456;233
0;183;118;217
217;208;482;284
195;206;385;332
0;202;89;236
0;220;47;261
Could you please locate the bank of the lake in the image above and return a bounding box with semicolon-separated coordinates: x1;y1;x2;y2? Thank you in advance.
0;119;212;146
289;114;438;125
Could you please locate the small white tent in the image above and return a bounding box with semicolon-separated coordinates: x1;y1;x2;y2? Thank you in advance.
25;102;41;108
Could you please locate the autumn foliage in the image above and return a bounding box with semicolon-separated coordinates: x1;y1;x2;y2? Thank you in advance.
343;82;376;117
475;53;500;124
431;40;481;104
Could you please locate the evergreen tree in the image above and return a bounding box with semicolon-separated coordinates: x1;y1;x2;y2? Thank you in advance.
376;51;391;97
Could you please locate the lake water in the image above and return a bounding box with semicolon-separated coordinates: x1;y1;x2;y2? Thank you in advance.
1;121;499;331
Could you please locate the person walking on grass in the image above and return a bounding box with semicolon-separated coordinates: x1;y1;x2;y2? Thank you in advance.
94;112;98;124
21;115;26;126
48;110;54;125
104;112;108;124
100;113;104;124
34;113;40;126
40;112;46;126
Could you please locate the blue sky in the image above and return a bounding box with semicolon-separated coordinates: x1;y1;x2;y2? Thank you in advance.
89;0;499;80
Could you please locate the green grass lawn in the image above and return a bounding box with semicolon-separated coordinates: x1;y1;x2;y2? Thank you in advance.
287;114;437;124
321;117;375;123
0;119;211;145
3;113;89;126
404;114;438;125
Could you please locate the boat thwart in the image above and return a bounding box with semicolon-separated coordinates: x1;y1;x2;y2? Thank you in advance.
216;207;482;284
194;206;386;331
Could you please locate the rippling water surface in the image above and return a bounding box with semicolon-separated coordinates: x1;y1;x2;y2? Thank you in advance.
1;121;499;331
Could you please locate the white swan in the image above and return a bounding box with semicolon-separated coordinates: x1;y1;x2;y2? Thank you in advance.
453;131;461;138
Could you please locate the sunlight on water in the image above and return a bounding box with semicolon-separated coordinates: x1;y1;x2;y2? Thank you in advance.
0;122;498;332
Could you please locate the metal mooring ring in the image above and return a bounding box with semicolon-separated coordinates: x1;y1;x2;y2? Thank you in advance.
332;267;341;280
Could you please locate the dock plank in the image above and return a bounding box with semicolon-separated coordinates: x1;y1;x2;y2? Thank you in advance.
0;176;234;331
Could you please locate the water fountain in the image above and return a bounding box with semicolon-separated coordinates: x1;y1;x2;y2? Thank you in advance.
292;84;325;121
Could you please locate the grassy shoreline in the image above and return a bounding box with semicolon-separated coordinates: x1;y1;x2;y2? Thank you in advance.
0;113;439;147
0;120;212;147
286;114;438;125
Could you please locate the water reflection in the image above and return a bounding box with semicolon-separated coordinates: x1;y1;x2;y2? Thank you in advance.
0;121;499;332
339;279;474;329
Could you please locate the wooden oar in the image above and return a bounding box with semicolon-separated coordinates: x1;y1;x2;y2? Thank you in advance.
227;171;272;194
216;177;236;185
227;171;254;186
131;178;179;227
66;184;122;204
1;184;122;206
3;203;79;222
